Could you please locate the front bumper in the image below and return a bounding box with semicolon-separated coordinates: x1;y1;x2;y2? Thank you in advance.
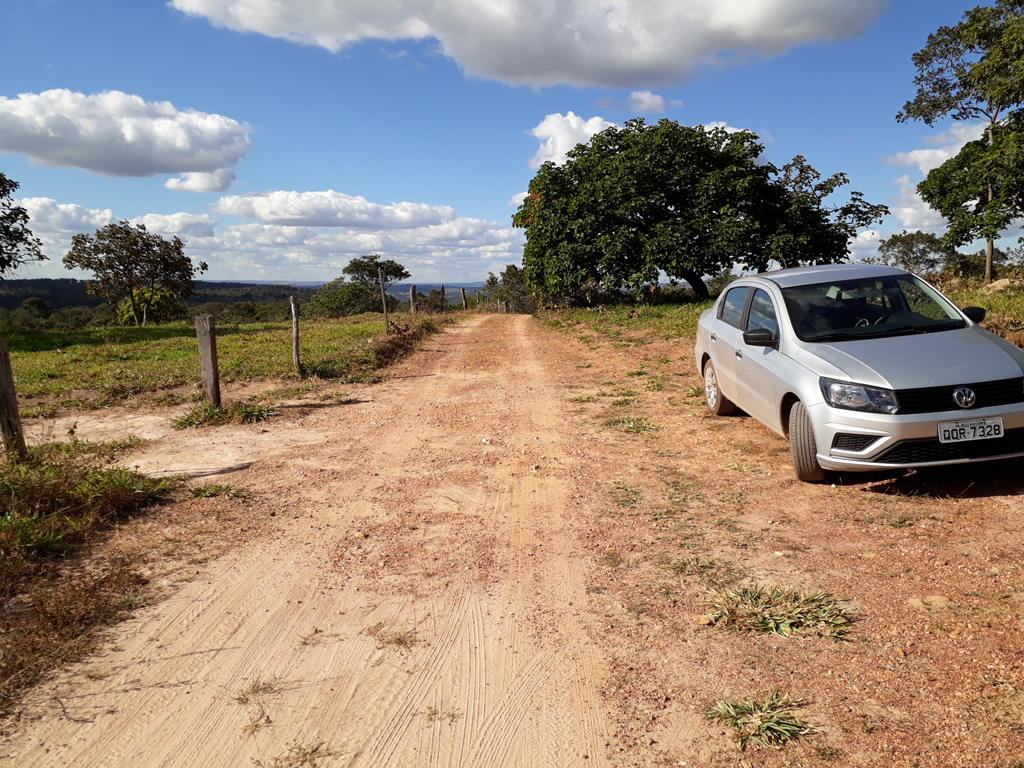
808;401;1024;471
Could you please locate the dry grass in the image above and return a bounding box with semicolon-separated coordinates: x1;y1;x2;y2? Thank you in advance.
707;586;852;639
252;740;340;767
365;622;420;649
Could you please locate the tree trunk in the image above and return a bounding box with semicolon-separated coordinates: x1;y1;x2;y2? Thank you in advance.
679;269;710;299
986;123;995;283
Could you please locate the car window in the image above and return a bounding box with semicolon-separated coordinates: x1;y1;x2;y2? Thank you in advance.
781;274;966;341
897;278;957;320
719;286;750;328
746;289;778;336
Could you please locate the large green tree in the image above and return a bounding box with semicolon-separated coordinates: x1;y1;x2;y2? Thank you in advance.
0;173;45;278
63;221;208;326
341;254;410;292
897;0;1024;281
873;230;957;274
512;119;886;300
306;277;396;317
483;264;536;313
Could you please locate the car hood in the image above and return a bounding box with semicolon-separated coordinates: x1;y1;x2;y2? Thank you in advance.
793;326;1024;389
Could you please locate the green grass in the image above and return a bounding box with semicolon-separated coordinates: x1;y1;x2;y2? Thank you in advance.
604;416;660;433
7;314;455;405
704;692;813;751
0;439;171;713
707;586;852;639
172;400;278;429
542;300;714;342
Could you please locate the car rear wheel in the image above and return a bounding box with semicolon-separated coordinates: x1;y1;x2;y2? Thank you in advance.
789;401;826;483
703;361;735;416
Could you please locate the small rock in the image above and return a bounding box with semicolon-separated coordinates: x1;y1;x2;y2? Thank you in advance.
692;614;713;625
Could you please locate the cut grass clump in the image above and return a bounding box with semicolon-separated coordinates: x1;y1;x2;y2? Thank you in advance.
604;417;660;433
611;483;643;508
708;586;851;639
172;400;278;429
189;483;242;498
704;691;813;751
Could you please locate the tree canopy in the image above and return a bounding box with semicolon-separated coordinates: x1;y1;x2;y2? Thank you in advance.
873;230;957;274
0;173;45;279
512;119;887;300
898;0;1024;281
306;277;396;318
483;265;536;313
62;221;207;326
342;254;410;292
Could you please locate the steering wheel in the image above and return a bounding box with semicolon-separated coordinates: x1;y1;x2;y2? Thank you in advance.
873;312;894;325
855;318;869;327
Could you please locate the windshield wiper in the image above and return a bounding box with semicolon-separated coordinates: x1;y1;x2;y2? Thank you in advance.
805;331;864;342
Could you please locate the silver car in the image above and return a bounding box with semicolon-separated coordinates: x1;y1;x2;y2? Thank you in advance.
693;264;1024;482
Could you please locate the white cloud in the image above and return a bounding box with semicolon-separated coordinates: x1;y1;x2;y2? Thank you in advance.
528;112;616;168
132;212;218;238
885;122;984;176
702;121;745;134
0;89;251;192
21;192;524;283
19;197;117;234
170;0;886;88
889;175;946;231
847;229;881;255
508;191;528;208
214;190;457;228
628;90;665;113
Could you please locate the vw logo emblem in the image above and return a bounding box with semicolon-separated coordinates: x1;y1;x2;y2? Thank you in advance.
953;387;976;408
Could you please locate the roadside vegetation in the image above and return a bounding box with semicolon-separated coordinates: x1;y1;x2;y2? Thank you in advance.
0;439;171;714
8;314;454;416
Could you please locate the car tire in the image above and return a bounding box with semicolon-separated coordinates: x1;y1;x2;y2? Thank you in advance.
789;401;826;483
703;360;735;416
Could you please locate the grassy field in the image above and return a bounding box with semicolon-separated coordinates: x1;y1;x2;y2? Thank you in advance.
7;313;455;414
542;277;1024;348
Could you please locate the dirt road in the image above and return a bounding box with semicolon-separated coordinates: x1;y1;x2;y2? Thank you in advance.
4;315;619;767
7;312;1024;767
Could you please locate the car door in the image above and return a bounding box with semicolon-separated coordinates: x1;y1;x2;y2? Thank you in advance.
708;285;750;403
734;288;783;429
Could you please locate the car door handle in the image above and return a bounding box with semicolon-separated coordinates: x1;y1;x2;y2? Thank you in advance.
735;350;743;359
710;332;717;341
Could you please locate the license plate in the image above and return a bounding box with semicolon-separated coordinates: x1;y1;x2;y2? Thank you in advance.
937;416;1004;444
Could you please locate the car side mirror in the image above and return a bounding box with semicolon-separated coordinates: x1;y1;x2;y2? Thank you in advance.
743;328;778;347
962;306;986;323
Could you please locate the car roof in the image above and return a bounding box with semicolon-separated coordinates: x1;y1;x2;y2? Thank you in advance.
756;263;909;288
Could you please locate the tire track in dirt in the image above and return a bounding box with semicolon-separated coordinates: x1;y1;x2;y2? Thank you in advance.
2;314;615;768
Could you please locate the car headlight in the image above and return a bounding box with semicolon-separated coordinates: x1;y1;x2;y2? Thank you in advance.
820;377;899;414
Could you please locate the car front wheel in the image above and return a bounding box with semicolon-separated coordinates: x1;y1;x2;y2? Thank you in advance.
789;401;826;483
703;361;735;416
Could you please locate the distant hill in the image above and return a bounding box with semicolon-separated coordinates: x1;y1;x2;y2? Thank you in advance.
0;279;318;311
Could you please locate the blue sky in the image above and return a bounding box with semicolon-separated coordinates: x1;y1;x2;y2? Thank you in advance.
0;0;994;285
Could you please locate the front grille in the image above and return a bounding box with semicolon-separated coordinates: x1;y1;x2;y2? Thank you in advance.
896;377;1024;415
831;433;880;452
872;427;1024;465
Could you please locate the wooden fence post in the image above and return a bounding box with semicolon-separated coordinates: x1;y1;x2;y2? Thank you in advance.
0;340;26;458
195;316;221;407
409;285;417;314
378;268;391;334
290;296;302;375
440;284;446;312
461;287;468;310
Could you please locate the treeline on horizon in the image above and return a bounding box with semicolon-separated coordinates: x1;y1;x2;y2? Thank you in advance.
0;279;320;312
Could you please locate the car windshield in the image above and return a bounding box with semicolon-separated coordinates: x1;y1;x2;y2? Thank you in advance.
779;274;967;342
